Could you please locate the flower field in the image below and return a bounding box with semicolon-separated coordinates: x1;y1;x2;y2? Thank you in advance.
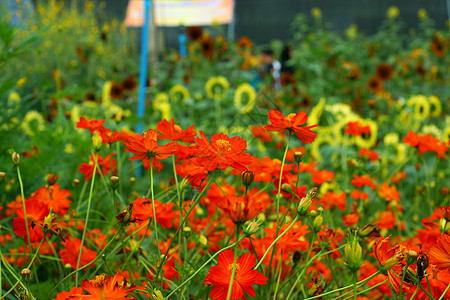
0;2;449;300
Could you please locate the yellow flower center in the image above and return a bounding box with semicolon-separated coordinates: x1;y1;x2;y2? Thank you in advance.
174;124;182;133
286;113;296;122
227;263;241;273
215;139;231;154
89;273;107;288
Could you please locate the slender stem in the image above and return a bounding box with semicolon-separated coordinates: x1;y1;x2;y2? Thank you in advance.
409;286;420;300
148;158;161;270
400;264;410;299
438;282;450;300
27;236;45;268
17;166;32;261
48;230;121;298
421;279;436;300
353;272;357;300
340;279;389;300
273;258;283;299
226;225;241;300
75;152;98;285
255;215;299;270
0;248;28;299
167;236;245;298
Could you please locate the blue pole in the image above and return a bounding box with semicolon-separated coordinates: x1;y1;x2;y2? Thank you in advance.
136;0;151;176
137;0;151;135
179;30;187;58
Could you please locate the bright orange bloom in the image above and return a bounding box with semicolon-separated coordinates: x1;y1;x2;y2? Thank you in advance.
403;131;448;158
55;287;84;300
251;126;273;143
265;109;318;144
79;269;137;299
390;170;406;185
378;183;400;202
13;198;49;242
250;156;294;183
79;153;117;181
192;131;253;172
377;211;396;230
372;236;407;273
429;234;450;270
125;129;177;170
350;174;376;190
345;121;370;137
59;237;97;269
132;196;175;229
76;117;105;134
217;195;264;225
358;148;379;161
312;169;335;185
31;184;71;216
350;189;369;201
204;250;268;300
319;191;347;211
156;119;197;143
342;213;359;226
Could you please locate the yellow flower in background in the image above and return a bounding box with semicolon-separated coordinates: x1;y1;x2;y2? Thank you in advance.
169;84;190;103
105;104;132;122
407;95;430;120
308;97;326;126
234;83;257;114
16;77;27;87
64;143;75;154
153;92;172;120
428;96;442;117
345;24;358;39
395;144;408;163
102;81;112;107
71;105;81;124
159;102;172;120
8;91;21;108
384;133;399;145
355;119;378;149
311;7;322;19
442;126;450;142
387;6;400;19
311;127;336;161
417;9;427;20
21;111;45;136
422;124;441;138
205;76;230;100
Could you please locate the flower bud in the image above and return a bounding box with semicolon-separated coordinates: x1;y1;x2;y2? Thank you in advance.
199;235;208;247
344;238;362;272
129;177;136;185
281;183;292;193
360;224;380;238
402;267;420;285
91;132;102;151
150;289;165;300
313;215;323;231
12;152;20;166
110;176;120;190
20;268;32;282
244;219;262;237
381;246;408;273
47;174;58;185
241;170;255;187
294;151;303;164
406;250;418;265
73;178;80;186
297;187;317;216
182;227;192;238
0;172;6;184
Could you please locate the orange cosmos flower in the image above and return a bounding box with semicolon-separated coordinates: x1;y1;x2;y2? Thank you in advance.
79;269;137;299
429;234;450;270
265;109;318;144
31;184;71;216
358;148;379;161
204;250;268;300
345;121;370;137
377;211;396;230
76;117;105;134
156;119;196;143
125;129;177;170
217;195;264;225
59;237;97;269
79;153;117;181
312;169;335;185
350;174;376;190
131;196;176;229
373;236;407;273
13;198;49;242
55;287;84;300
192;131;253;172
378;183;400;202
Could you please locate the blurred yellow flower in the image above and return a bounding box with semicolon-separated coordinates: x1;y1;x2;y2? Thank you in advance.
387;6;400;19
169;85;190;103
311;7;322;19
345;24;358;39
408;95;430;120
21;111;45;136
234;83;256;114
428;95;442;117
417;9;427;20
205;76;230;100
384;133;399;145
102;81;112;106
16;77;27;87
308;97;326;126
355;119;378;149
64;143;75;154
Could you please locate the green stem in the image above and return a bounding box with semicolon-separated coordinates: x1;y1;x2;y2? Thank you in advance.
17;166;32;261
438;282;450;300
167;235;245;298
409;286;420;300
400;264;410;300
353;272;357;300
226;225;241;300
340;278;389;300
255;214;299;270
48;230;121;298
422;277;436;300
75;152;98;285
0;247;28;299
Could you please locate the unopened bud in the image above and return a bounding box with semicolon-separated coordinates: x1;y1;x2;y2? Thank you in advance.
294;151;303;163
110;176;120;190
241;170;255;187
360;224;380;238
182;227;192;238
313;215;323;231
20;268;32;281
0;172;5;184
12;152;20;166
344;239;362;272
91;132;102;151
281;183;292;193
406;250;418;265
244;219;262;236
402;267;420;285
47;174;58;185
73;178;80;186
129;177;136;185
199;235;207;247
297;187;317;216
150;289;165;300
